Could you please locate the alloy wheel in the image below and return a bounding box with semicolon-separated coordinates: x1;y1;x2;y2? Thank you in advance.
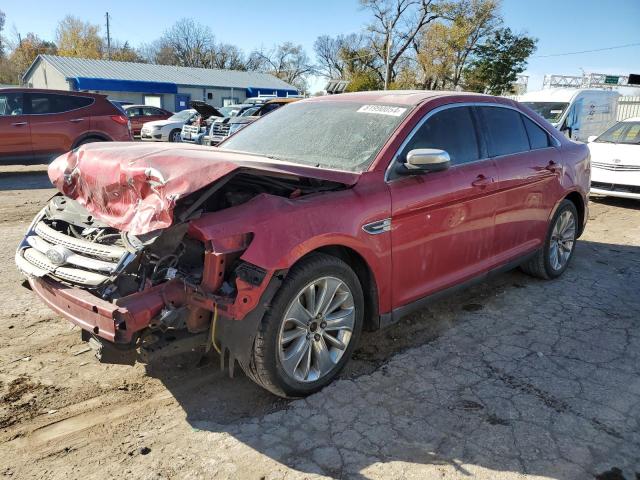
277;276;355;383
549;210;576;270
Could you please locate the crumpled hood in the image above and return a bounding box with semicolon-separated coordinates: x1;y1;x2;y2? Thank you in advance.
48;142;359;235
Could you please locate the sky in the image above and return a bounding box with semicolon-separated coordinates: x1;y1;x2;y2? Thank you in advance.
2;0;640;93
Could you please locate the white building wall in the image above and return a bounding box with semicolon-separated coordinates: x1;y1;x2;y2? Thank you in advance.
24;59;69;90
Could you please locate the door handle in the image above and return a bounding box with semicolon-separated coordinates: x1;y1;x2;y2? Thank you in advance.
11;122;27;126
545;161;562;174
471;174;493;188
69;118;85;123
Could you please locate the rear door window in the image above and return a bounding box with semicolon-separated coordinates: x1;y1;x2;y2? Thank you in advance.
142;107;161;116
0;92;23;116
478;106;530;157
401;106;480;166
127;108;142;117
522;116;551;149
27;93;93;114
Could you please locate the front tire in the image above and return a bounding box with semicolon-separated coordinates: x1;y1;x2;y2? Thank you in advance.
169;129;181;142
245;254;364;398
521;199;578;279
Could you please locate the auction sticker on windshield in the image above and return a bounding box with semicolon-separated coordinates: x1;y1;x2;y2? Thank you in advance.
357;105;407;116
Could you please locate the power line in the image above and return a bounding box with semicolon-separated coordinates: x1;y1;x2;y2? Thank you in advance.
532;42;640;59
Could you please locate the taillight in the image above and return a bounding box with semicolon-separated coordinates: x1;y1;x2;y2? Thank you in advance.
110;115;128;126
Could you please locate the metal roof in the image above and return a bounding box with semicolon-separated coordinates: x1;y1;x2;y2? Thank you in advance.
26;55;297;91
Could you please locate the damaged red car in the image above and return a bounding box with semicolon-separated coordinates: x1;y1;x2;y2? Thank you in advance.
16;91;590;398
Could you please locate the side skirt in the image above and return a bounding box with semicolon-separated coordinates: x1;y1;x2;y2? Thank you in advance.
376;249;539;330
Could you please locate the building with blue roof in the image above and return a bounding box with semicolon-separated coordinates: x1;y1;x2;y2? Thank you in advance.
23;55;299;112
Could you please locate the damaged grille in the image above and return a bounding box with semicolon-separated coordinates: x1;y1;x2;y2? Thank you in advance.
16;217;129;288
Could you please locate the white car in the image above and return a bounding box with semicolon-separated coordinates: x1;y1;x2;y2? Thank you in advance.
589;117;640;199
140;109;197;143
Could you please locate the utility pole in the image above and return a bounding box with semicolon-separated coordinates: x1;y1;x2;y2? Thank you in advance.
105;12;111;60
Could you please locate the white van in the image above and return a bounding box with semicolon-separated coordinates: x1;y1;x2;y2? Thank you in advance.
519;88;620;142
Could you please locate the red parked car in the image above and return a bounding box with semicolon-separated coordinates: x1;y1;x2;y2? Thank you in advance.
123;104;173;137
0;88;132;164
16;91;589;398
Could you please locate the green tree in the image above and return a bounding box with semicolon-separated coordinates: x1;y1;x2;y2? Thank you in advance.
464;27;536;94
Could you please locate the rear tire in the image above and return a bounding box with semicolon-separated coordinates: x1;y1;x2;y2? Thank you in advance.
521;199;578;279
245;254;364;398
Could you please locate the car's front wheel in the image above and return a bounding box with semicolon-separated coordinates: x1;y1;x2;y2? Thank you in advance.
521;199;578;279
245;253;364;398
169;129;181;142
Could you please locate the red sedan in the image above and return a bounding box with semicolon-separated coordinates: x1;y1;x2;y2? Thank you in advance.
17;91;589;398
123;104;173;137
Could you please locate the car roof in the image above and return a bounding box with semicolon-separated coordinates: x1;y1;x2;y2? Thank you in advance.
124;104;165;109
306;90;490;106
0;87;106;98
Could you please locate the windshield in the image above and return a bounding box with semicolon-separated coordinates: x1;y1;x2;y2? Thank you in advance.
168;110;194;121
219;101;410;172
595;121;640;144
219;106;240;117
522;102;569;123
240;106;260;117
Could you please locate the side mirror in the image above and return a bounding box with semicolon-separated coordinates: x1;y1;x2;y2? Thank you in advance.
403;148;451;173
587;135;598;143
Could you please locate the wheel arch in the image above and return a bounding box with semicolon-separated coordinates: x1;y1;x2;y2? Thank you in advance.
289;245;381;332
564;190;586;237
71;132;111;149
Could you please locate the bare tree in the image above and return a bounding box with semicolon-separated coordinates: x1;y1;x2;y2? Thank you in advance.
314;33;376;80
0;10;6;58
160;18;214;67
360;0;441;88
249;42;315;92
209;43;246;70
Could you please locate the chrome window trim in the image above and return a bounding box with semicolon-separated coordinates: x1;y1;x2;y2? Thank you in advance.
385;101;562;183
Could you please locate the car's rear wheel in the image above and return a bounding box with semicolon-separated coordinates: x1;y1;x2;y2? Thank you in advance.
521;199;578;279
169;129;181;142
245;254;364;398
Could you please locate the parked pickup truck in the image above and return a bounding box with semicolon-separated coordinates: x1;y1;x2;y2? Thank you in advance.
16;91;589;398
180;101;224;145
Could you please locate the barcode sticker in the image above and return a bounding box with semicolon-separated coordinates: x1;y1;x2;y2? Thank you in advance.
357;105;407;116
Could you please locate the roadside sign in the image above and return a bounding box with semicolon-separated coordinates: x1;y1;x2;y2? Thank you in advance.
604;75;619;85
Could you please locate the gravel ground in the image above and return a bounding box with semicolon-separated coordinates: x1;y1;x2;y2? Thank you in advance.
0;173;638;480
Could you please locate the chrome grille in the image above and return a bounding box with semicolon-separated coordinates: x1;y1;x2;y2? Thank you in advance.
210;121;230;137
16;218;129;288
591;161;640;172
